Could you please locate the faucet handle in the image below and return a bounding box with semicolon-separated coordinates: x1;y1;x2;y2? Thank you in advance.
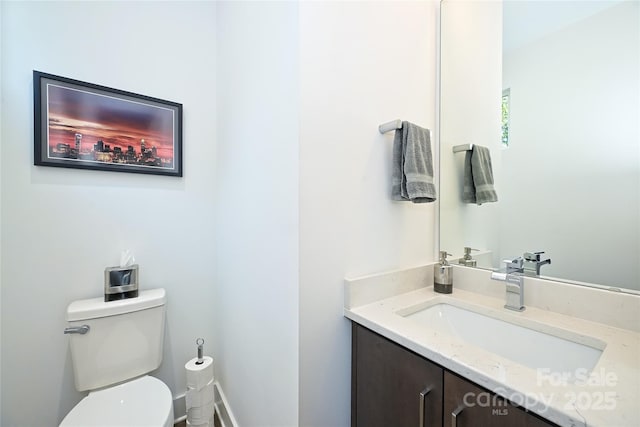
502;257;524;274
524;251;546;261
503;256;523;267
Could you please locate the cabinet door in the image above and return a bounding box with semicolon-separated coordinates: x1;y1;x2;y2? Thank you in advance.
444;371;555;427
352;324;443;427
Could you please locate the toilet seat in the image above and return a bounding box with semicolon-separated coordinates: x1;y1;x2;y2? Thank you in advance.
60;375;173;427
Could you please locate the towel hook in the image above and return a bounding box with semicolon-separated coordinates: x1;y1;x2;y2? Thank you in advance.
378;119;402;134
452;144;474;153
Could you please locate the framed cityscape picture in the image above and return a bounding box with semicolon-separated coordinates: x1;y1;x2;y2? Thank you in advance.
33;71;183;177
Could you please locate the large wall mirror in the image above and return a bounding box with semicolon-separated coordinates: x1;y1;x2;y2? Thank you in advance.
440;0;639;292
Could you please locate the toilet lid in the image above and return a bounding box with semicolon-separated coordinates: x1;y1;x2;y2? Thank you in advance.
60;376;173;427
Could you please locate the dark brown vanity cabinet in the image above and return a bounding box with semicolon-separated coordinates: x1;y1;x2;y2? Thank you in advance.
352;323;443;427
352;324;556;427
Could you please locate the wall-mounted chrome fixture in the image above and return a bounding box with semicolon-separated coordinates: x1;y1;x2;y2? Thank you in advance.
378;119;402;134
379;120;432;141
452;143;474;153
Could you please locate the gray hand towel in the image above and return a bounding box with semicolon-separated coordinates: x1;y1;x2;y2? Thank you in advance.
391;121;436;203
462;145;498;205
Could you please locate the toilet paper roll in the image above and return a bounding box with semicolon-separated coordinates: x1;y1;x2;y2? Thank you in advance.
186;379;214;409
185;356;214;391
187;399;215;425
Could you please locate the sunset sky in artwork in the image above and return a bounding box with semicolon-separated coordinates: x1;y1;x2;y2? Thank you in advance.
46;84;175;159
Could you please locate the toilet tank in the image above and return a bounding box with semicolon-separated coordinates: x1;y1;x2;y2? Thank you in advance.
66;288;166;392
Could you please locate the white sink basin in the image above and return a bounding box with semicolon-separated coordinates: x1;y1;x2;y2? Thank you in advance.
401;303;604;380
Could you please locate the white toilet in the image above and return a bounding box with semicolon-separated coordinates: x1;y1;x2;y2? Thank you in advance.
60;288;174;427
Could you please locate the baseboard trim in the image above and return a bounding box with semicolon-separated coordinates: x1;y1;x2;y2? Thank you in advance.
173;391;186;424
173;381;237;427
213;381;239;427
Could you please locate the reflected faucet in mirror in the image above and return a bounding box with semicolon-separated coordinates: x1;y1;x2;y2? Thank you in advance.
523;251;551;276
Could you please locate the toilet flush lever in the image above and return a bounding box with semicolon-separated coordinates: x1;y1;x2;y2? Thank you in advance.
64;325;90;335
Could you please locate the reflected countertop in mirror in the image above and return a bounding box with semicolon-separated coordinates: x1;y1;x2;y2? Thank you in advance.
439;0;639;292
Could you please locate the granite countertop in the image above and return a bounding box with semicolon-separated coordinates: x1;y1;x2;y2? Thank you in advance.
344;264;640;427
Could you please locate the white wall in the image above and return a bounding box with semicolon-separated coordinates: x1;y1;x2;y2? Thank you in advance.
501;1;639;289
439;0;503;265
2;2;440;426
299;2;438;425
0;1;3;414
214;2;300;426
0;2;217;425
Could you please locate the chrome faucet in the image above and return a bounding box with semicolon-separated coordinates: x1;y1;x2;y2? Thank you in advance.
523;251;551;276
490;251;552;311
491;257;525;311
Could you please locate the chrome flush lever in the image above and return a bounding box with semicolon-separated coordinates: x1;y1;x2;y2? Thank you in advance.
64;325;90;334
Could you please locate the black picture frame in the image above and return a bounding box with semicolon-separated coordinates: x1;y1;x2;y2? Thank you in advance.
33;71;183;177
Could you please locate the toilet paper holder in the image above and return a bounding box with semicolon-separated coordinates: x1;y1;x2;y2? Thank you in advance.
196;338;204;365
